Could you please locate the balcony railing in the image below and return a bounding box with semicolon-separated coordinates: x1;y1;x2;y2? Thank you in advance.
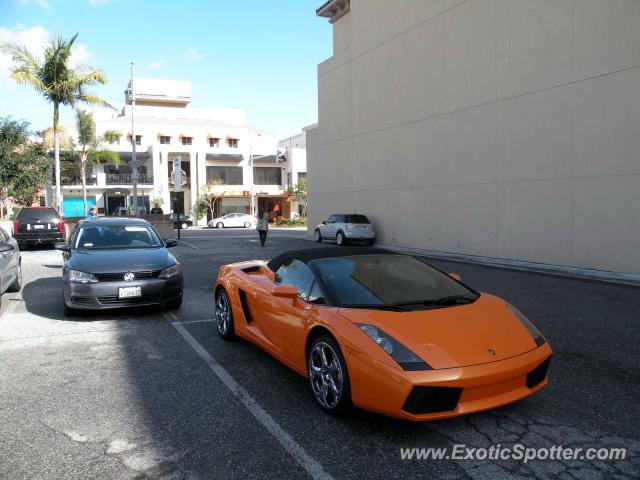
106;173;154;185
61;176;97;186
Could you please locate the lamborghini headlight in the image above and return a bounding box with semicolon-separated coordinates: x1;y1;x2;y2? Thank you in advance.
507;303;546;347
68;270;98;284
357;324;432;371
159;263;181;279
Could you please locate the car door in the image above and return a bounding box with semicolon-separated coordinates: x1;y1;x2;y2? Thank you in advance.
0;229;15;292
322;215;336;237
261;259;324;369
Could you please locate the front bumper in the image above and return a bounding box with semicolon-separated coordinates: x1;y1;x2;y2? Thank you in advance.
348;343;552;421
64;275;183;310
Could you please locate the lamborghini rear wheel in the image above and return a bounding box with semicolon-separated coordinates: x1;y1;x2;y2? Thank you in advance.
215;288;235;339
308;335;351;413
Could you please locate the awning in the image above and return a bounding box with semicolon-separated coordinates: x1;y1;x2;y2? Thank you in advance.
206;153;244;161
207;134;220;139
118;152;150;162
252;154;277;163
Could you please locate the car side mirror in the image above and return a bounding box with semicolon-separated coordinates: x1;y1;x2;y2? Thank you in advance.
165;239;178;248
271;284;298;299
55;242;69;252
0;243;15;253
322;220;327;225
448;273;461;281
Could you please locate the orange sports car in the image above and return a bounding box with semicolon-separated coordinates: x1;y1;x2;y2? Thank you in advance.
213;247;551;421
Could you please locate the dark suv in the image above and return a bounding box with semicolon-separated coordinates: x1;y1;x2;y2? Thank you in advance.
13;207;65;248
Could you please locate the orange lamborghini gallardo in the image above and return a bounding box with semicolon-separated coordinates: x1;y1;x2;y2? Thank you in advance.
214;247;551;421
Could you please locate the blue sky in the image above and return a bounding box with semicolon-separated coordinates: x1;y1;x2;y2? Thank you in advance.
0;0;332;138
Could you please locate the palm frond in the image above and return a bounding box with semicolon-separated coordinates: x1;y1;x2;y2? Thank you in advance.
77;93;114;110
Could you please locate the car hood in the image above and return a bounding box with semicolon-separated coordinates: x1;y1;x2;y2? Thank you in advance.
67;248;173;273
338;294;538;369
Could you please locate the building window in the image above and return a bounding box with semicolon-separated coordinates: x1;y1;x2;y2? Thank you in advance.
287;172;292;187
253;167;282;185
298;172;307;180
181;136;193;146
206;166;243;185
227;138;239;148
159;136;171;145
129;135;142;145
209;137;220;148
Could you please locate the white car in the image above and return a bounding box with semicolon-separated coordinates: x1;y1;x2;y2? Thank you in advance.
208;213;255;229
314;213;376;246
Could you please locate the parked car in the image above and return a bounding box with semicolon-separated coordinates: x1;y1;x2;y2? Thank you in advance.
208;213;255;229
56;217;183;316
214;247;551;420
13;207;65;249
314;213;375;246
170;213;193;229
0;226;21;308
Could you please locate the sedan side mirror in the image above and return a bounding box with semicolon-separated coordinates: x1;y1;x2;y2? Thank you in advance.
0;243;15;253
271;284;298;299
165;239;178;248
322;220;327;225
55;242;69;252
448;273;462;281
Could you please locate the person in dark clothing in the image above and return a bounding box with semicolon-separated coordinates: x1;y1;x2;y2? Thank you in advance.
256;207;268;247
150;203;163;214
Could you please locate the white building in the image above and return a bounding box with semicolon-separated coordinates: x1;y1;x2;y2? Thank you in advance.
278;126;311;218
308;0;640;275
60;78;288;224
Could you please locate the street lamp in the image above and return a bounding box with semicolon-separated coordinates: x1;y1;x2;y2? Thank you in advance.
125;62;139;215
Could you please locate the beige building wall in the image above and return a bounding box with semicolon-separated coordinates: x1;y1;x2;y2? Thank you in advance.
308;0;640;274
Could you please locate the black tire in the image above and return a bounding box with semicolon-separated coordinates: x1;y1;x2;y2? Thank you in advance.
336;231;347;246
307;335;352;414
7;261;22;292
180;222;188;230
314;229;322;242
244;222;251;228
216;222;224;229
167;296;182;310
63;303;76;317
215;288;235;339
365;239;375;246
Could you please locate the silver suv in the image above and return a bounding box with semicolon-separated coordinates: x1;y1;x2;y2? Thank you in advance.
314;214;376;246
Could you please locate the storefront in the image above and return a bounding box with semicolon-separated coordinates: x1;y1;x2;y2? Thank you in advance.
257;195;290;222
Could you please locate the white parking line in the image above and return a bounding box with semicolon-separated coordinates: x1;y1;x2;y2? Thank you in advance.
163;311;333;480
176;240;199;249
171;318;214;325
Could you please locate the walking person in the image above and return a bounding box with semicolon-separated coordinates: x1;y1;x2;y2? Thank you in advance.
256;207;268;247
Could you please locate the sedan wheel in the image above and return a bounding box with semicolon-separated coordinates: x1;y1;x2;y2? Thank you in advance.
181;222;188;229
308;336;351;413
215;289;235;339
216;222;224;229
244;222;251;228
314;229;322;242
336;231;346;246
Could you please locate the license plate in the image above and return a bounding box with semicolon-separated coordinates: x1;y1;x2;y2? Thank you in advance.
119;287;141;298
33;224;45;230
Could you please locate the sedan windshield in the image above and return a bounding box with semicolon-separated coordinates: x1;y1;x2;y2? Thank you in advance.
74;224;163;250
311;254;478;308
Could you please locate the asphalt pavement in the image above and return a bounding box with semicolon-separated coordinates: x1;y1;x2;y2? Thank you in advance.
1;228;639;479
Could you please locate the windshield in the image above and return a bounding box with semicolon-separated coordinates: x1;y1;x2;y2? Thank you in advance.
311;254;477;308
74;224;163;250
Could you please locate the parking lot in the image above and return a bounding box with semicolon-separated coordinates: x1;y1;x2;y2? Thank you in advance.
1;228;639;479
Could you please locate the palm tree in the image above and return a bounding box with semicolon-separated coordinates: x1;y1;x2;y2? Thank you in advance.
75;109;119;215
1;34;113;213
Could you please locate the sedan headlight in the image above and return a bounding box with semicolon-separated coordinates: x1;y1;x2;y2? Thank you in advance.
507;303;546;347
158;263;181;279
357;324;432;371
68;270;98;284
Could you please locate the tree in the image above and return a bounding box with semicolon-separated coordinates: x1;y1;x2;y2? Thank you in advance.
2;33;113;211
0;118;30;217
288;176;307;218
75;109;120;215
9;145;52;207
102;129;122;145
194;181;225;221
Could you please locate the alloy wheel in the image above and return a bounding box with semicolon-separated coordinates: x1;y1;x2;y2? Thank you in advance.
309;341;344;409
215;292;230;336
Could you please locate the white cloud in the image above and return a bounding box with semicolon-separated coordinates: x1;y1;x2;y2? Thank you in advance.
69;43;93;68
147;58;165;71
0;25;49;88
183;48;203;61
18;0;51;10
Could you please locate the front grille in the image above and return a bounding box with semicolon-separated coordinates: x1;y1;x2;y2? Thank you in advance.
94;271;160;282
402;386;463;415
526;357;551;389
97;295;160;305
71;296;95;305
